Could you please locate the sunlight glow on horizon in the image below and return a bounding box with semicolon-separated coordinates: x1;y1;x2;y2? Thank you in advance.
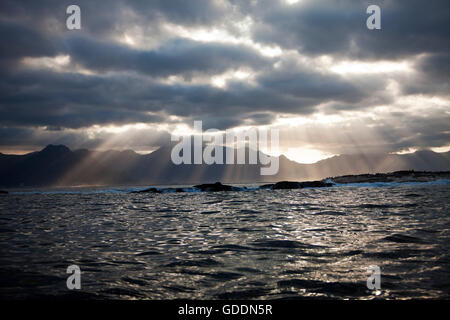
285;0;302;5
285;147;334;164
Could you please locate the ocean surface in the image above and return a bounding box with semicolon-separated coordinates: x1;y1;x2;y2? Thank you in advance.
0;181;449;299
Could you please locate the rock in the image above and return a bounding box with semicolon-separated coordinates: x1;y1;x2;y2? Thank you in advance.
272;181;302;189
329;170;450;184
0;190;8;194
132;187;161;193
300;181;333;188
193;182;234;192
131;179;335;194
268;180;333;190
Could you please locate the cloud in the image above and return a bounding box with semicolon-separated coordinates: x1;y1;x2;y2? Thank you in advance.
400;53;450;96
251;0;450;60
0;0;449;156
276;109;450;155
0;21;58;64
0;125;172;153
63;36;271;78
0;55;390;130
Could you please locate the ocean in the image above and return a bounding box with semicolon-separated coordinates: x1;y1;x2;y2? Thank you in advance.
0;181;449;299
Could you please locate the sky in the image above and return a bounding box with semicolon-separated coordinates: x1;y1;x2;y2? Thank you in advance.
0;0;449;163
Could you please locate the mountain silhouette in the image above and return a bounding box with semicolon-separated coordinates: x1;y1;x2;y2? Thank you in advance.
0;144;449;188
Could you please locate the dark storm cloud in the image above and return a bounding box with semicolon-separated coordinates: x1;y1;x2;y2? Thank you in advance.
1;66;378;129
0;126;99;150
0;125;173;152
0;0;265;77
0;69;167;128
255;58;388;104
0;0;449;154
63;36;270;78
0;0;228;33
418;54;450;81
0;20;58;62
251;0;450;60
400;53;450;96
382;114;450;152
278;110;450;155
124;0;228;26
0;20;270;77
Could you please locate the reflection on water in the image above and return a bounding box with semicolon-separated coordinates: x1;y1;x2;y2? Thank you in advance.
0;184;449;299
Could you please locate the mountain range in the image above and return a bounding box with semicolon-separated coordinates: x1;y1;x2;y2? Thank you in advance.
0;144;449;188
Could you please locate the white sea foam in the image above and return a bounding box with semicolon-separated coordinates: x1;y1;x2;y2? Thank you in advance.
8;179;450;195
329;179;450;188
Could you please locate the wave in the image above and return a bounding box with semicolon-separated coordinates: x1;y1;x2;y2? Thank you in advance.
8;178;450;195
329;179;450;188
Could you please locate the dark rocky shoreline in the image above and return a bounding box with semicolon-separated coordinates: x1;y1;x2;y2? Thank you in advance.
330;170;450;184
133;170;450;193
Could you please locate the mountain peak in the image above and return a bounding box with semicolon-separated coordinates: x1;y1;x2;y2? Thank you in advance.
1;145;449;188
41;144;71;154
